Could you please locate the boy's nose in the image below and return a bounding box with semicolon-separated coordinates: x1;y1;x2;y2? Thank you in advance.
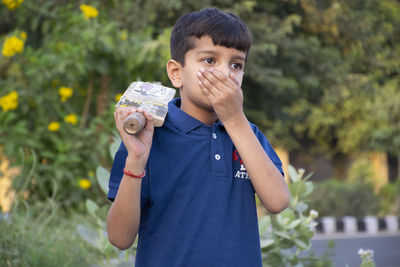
215;65;230;77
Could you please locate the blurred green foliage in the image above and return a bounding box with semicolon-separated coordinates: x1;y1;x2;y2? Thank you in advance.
241;0;400;156
0;200;98;266
309;179;381;217
259;166;333;267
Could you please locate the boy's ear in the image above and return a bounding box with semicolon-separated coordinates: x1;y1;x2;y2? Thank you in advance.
166;59;183;88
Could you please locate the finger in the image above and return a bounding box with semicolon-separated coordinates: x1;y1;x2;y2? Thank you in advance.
229;73;240;86
116;107;136;120
142;110;154;122
198;68;224;93
142;110;155;130
198;79;212;96
211;69;239;90
116;107;138;132
198;70;221;97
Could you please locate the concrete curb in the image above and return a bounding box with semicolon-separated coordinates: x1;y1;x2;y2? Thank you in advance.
315;215;399;235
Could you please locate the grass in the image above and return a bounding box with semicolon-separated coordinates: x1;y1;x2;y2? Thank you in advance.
0;200;102;267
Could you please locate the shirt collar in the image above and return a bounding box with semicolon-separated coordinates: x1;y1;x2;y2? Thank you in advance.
167;98;225;134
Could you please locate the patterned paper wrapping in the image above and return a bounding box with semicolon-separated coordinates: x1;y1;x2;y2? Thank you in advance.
116;82;176;127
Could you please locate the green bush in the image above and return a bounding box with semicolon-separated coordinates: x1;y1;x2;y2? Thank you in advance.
378;180;400;216
76;134;137;267
0;202;99;266
259;166;333;267
309;179;381;217
0;1;170;211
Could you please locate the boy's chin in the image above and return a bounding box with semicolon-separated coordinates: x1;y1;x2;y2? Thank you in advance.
198;97;215;112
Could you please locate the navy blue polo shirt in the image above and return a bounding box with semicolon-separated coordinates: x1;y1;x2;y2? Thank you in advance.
108;98;283;267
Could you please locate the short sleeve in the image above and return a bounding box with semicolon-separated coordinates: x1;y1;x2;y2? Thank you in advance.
107;142;149;209
251;123;284;177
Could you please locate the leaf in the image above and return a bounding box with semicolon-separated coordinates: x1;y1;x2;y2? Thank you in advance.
294;238;310;250
76;224;102;250
280;239;296;249
280;249;295;261
86;199;99;217
286;219;301;229
260;239;275;248
97;166;110;195
303;172;314;181
303;182;314;197
288;165;299;182
294;202;308;213
274;230;291;239
258;216;271;235
289;182;305;198
109;140;120;160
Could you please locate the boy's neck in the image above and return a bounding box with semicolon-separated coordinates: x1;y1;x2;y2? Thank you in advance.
180;99;218;126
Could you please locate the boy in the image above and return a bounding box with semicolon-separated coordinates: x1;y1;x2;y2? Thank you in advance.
106;7;290;267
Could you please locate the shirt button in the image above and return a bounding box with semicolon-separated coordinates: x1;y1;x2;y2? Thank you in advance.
215;154;221;160
212;133;217;139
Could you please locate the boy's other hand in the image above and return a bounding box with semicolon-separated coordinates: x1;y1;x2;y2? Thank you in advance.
114;107;154;169
197;68;246;126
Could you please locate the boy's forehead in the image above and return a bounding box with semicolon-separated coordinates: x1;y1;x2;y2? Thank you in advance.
190;35;246;57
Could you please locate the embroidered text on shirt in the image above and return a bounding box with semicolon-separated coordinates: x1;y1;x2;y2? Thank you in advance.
232;150;250;180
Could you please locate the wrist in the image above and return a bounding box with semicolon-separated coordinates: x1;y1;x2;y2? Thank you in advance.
123;168;146;179
125;156;146;175
222;114;248;131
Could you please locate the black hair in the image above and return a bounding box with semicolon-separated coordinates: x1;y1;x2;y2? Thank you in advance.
170;7;252;66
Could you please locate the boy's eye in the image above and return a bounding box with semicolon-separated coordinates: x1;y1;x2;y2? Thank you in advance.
203;58;215;64
231;63;243;70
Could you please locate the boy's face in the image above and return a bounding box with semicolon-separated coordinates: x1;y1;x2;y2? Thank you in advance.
176;35;246;113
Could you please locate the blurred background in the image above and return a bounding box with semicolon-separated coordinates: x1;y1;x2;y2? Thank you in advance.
1;0;399;266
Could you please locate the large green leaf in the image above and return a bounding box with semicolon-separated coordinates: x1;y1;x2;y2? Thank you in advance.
97;166;110;195
288;165;299;182
76;224;102;250
274;230;291;239
286;219;301;229
260;239;275;248
258;216;271;235
86;199;99;217
294;202;308;213
303;181;314;197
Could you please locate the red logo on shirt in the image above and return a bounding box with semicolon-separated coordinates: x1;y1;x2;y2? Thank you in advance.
233;150;250;179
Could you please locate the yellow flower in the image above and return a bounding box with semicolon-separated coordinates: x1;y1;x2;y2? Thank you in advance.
0;91;18;112
48;121;60;132
119;32;128;41
58;87;73;102
2;0;24;10
19;31;27;40
2;36;24;58
115;93;123;102
64;113;78;125
79;179;91;189
80;4;99;20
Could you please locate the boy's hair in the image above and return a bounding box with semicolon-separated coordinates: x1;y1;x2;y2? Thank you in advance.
170;7;252;66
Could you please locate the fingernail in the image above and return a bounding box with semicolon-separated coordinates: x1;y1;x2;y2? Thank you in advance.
199;67;205;72
197;71;202;77
210;68;215;73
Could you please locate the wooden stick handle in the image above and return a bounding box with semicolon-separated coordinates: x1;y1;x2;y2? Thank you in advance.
123;112;146;135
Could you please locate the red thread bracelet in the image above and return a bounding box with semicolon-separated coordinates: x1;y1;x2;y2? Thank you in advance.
123;168;146;179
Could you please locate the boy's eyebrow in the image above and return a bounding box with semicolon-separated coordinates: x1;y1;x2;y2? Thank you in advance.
196;50;246;62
